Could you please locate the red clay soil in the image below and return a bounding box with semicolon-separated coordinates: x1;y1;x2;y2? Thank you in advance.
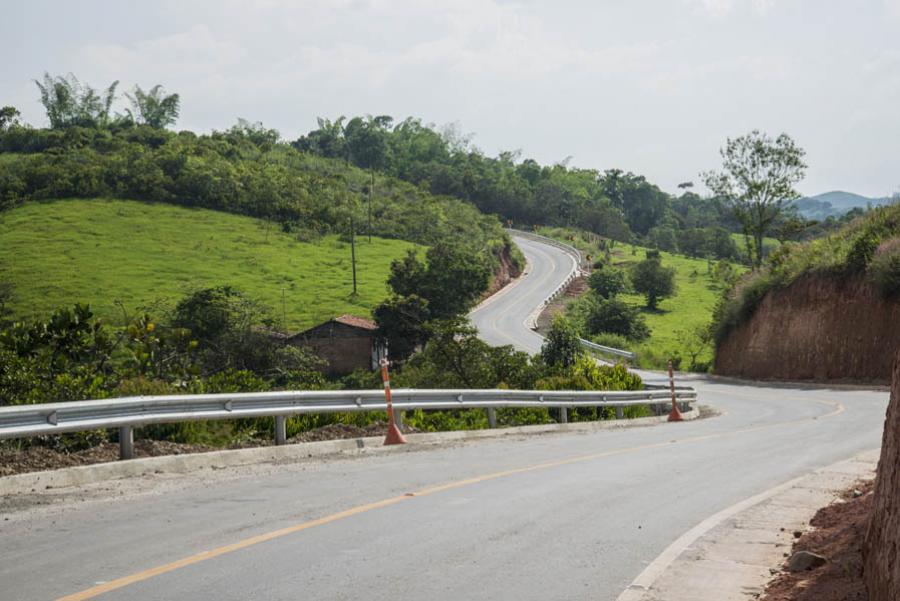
716;274;900;384
0;421;414;478
760;480;874;601
536;275;588;333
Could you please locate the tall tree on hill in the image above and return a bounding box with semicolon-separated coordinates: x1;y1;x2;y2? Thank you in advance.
34;72;119;129
125;85;180;129
0;106;20;130
702;131;806;269
345;116;392;240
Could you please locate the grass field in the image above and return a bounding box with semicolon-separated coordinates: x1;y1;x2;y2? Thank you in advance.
730;232;781;258
537;227;744;369
0;198;421;330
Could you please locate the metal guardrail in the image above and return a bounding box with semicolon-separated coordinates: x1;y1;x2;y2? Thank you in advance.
508;230;582;329
579;338;637;362
507;229;584;268
0;388;697;459
508;230;639;363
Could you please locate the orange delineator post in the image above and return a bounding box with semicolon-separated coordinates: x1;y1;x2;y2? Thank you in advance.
667;360;684;422
380;358;407;445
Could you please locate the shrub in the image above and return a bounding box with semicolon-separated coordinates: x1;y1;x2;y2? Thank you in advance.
868;238;900;298
541;315;583;368
587;266;628;299
584;297;650;342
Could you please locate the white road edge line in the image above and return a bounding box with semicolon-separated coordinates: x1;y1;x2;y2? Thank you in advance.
614;451;876;600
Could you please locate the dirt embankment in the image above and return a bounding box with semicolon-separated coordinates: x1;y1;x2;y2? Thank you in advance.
863;350;900;601
715;274;900;384
483;242;523;298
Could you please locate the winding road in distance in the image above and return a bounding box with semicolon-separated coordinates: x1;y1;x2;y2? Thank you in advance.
0;235;888;601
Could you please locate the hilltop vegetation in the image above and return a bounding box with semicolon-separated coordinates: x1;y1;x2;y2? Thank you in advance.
712;203;900;346
0;198;420;329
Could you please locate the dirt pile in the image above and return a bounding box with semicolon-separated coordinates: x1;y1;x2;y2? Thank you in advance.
863;350;900;601
716;274;900;384
761;480;873;601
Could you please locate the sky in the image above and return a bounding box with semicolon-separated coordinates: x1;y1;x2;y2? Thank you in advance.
3;0;899;198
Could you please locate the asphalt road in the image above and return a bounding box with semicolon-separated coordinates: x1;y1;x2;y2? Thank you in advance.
0;236;889;601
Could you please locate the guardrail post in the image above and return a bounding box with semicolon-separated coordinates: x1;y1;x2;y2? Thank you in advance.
559;407;568;424
486;408;497;428
274;415;287;445
615;407;624;420
119;426;134;460
395;410;404;432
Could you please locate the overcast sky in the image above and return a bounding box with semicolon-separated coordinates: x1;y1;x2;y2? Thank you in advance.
3;0;899;197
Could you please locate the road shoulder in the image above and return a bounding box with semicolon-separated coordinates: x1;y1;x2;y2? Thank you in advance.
616;449;879;601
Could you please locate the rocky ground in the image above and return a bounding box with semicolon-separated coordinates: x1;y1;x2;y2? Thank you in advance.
0;421;410;478
760;480;873;601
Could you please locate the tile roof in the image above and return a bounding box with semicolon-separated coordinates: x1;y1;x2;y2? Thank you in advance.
333;314;377;330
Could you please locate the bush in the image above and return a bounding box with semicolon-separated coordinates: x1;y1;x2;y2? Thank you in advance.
589;332;631;351
584;297;650;342
869;238;900;297
587;266;628;299
541;315;583;368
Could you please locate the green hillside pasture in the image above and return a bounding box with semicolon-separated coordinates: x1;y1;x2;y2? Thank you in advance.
611;246;740;369
536;227;743;370
0;198;421;330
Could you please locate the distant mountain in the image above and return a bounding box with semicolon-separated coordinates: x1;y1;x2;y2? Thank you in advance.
791;190;896;220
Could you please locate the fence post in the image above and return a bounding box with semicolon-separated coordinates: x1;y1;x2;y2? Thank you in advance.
486;408;497;429
119;426;133;460
274;415;287;445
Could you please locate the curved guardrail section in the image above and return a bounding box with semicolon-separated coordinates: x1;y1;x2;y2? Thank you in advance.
579;338;638;362
0;388;697;458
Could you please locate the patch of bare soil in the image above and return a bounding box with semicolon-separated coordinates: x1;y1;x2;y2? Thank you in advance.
0;440;216;477
536;275;588;334
0;422;421;478
761;480;874;601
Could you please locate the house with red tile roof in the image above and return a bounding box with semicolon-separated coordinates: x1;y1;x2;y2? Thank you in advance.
287;315;386;376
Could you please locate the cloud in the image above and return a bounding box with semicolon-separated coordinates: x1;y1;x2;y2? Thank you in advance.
686;0;777;17
886;0;900;17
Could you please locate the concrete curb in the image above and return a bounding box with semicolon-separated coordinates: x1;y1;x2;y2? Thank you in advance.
616;448;880;601
0;405;697;496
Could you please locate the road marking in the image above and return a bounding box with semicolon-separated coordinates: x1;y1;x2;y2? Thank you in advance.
615;445;876;601
56;398;844;601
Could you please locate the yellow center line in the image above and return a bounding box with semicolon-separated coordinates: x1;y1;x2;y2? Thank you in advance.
56;398;845;601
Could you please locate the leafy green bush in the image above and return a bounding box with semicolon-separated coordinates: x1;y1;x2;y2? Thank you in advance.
587;266;628;299
869;238;900;297
584;297;650;341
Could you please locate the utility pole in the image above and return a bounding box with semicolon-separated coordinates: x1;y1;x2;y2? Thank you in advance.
368;170;374;243
350;215;358;296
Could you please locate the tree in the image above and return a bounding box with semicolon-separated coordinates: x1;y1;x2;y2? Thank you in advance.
584;297;650;341
541;315;582;368
0;106;20;130
702;131;806;269
373;295;429;362
125;85;180;129
587;266;627;299
631;253;676;309
34;72;119;128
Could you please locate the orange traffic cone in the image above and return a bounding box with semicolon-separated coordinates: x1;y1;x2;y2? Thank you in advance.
380;358;407;445
667;360;684;422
